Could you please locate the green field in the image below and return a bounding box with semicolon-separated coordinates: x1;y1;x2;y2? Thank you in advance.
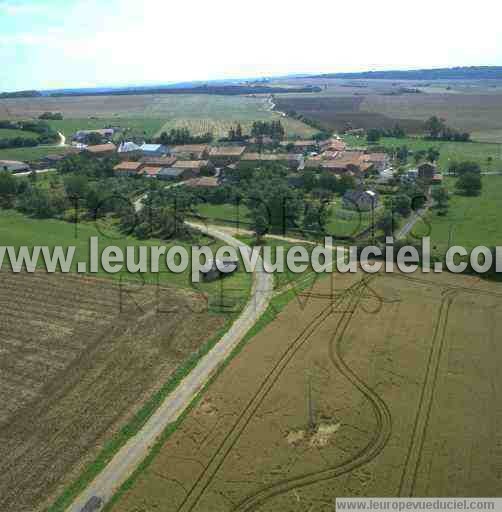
195;203;251;227
326;200;374;238
412;176;502;252
0;210;251;310
345;134;502;171
47;117;165;139
2;93;317;140
156;116;316;139
0;145;69;162
0;128;40;139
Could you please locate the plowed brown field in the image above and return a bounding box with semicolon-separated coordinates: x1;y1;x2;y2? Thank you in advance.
0;270;224;512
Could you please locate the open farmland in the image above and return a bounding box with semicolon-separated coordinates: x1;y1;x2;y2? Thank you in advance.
0;93;317;140
0;128;40;139
0;210;252;313
274;96;425;134
272;77;502;142
361;92;502;143
0;270;226;512
0;145;70;161
411;176;502;252
110;269;502;511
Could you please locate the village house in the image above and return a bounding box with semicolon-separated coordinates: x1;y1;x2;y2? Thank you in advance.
170;144;210;160
85;143;117;156
158;168;188;181
117;142;141;154
363;152;390;172
319;138;347;152
305;151;372;176
418;162;437;180
140;143;170;157
208;146;246;165
170;160;213;175
343;189;379;211
240;153;300;170
186;176;219;188
113;161;143;176
139;156;177;168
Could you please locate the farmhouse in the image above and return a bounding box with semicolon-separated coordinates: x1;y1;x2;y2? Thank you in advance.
85;143;117;156
140;143;170;157
0;160;30;173
305;151;372;175
209;146;246;165
319;138;347;152
171;160;213;174
171;144;210;159
140;156;177;168
158;168;188;181
364;152;390;172
187;176;219;188
241;153;300;170
113;161;143;176
117;141;141;154
343;189;379;211
418;162;437;180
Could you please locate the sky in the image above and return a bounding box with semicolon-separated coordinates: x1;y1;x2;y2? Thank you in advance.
1;0;501;92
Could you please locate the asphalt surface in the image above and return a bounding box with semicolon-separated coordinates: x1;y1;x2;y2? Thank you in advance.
68;223;274;512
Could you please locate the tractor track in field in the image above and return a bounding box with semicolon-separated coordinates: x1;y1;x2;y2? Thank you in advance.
232;280;393;511
398;289;456;496
175;278;372;512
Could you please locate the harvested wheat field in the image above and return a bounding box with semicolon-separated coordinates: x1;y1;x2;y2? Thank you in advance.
112;270;502;512
0;270;225;512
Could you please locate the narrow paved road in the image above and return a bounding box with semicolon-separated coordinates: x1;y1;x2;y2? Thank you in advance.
396;203;431;240
68;224;274;512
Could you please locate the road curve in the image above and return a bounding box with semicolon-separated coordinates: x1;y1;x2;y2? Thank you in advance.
67;223;274;512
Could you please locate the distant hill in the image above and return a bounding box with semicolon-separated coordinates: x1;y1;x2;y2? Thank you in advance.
310;66;502;81
0;90;42;98
46;84;321;97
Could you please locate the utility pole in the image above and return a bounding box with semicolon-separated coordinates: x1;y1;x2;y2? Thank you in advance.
306;370;316;431
448;224;454;250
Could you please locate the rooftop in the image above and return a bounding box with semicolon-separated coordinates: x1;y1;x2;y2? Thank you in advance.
209;146;246;157
113;161;143;171
172;160;209;169
171;144;209;153
187;176;219;188
140;156;177;167
86;143;117;154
